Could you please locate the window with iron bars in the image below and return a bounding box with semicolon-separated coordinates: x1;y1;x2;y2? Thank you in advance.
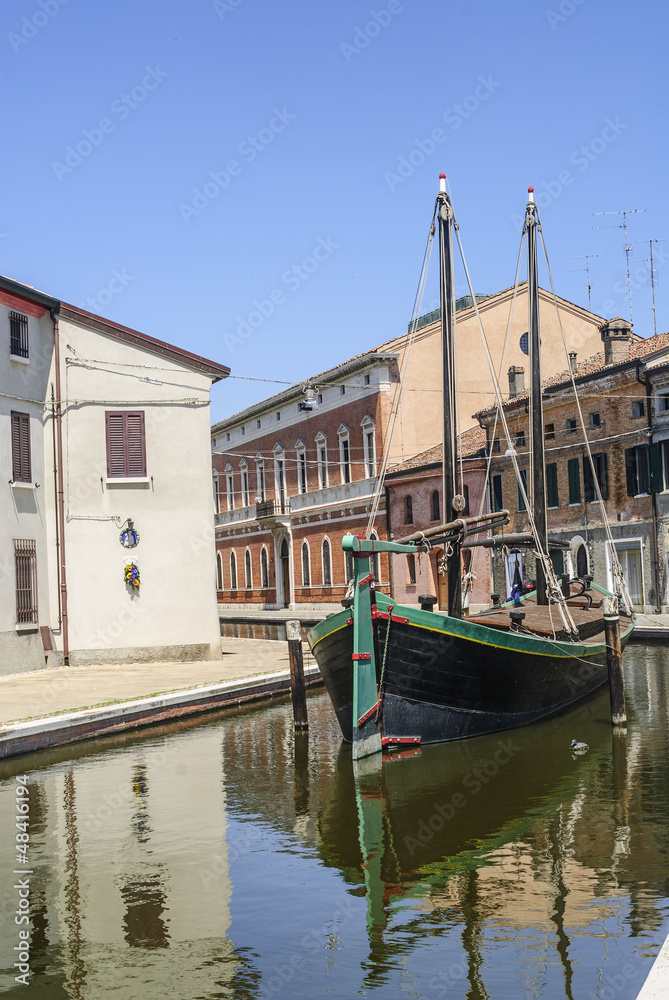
10;312;29;359
14;539;38;624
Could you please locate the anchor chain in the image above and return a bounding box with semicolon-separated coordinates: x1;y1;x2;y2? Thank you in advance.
375;606;393;723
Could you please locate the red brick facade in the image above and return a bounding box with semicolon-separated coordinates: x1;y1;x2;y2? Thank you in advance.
212;356;396;608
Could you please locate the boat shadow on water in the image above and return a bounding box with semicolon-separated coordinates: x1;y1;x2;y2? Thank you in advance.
317;688;646;998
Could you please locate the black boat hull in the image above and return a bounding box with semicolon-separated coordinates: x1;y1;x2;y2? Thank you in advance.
308;600;633;745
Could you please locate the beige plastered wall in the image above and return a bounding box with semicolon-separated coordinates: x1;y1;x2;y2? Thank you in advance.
385;288;605;464
43;318;222;664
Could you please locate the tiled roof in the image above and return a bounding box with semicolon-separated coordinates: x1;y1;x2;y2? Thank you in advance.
388;425;486;473
476;331;669;418
213;283;604;430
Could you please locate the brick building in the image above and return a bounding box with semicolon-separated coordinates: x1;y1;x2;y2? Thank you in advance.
212;286;607;610
478;319;669;613
384;428;492;612
212;350;397;609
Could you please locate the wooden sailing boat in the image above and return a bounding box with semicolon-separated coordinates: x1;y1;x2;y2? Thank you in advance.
307;178;635;758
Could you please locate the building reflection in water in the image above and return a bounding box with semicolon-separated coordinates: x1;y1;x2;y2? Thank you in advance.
0;644;666;999
0;725;262;999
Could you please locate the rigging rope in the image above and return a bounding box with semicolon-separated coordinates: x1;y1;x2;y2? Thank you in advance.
365;203;438;537
477;233;527;518
537;224;635;616
453;220;579;639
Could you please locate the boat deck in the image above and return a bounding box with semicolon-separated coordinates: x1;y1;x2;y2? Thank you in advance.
470;603;621;643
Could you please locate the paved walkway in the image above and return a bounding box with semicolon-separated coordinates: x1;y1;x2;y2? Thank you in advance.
0;638;314;726
632;613;669;639
636;932;669;999
218;606;336;624
0;639;321;759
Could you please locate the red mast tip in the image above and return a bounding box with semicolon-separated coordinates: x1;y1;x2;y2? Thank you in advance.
528;185;534;193
439;172;446;179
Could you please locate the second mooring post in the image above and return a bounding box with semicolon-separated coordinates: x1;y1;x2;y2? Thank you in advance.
286;619;308;729
603;596;626;726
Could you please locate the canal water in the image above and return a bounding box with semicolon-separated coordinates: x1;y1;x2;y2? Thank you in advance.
0;645;667;999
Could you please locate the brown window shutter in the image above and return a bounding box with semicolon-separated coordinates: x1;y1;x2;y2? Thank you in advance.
11;411;30;482
126;412;146;476
106;412;127;477
106;411;146;477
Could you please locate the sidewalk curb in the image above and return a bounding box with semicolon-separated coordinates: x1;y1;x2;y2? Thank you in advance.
0;664;322;760
635;932;669;999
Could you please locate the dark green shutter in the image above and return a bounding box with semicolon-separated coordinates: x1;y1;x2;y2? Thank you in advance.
598;453;608;500
650;442;664;493
492;474;503;512
583;456;594;502
625;448;637;496
546;463;558;507
517;469;527;511
568;458;580;504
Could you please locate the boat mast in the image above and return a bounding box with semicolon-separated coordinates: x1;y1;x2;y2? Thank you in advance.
438;173;462;619
526;187;548;605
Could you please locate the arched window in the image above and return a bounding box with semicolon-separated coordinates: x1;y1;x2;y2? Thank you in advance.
370;530;380;582
244;548;252;589
213;471;220;514
240;460;249;507
295;439;307;494
225;465;234;511
431;489;440;521
576;543;588;578
301;540;311;586
260;546;269;589
255;455;266;501
230;550;237;590
273;442;286;502
322;537;332;587
361;415;376;478
216;552;223;590
338;424;351;484
315;432;328;489
345;549;354;584
405;495;413;524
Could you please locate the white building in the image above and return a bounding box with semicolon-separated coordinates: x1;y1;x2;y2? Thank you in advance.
1;275;229;673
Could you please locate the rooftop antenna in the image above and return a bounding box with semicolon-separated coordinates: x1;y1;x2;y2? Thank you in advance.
631;238;667;336
593;209;645;324
566;253;603;311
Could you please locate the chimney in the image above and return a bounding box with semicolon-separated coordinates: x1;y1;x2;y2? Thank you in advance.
568;352;578;373
600;317;633;366
508;365;525;398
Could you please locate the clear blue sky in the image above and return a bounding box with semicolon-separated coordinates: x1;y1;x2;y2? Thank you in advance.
2;0;667;420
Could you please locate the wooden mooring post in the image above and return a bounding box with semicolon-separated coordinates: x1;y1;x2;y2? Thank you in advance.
286;619;308;729
603;597;626;726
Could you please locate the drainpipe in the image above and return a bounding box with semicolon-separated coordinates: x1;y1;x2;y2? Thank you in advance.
384;483;394;599
635;362;661;612
51;308;69;663
50;385;62;630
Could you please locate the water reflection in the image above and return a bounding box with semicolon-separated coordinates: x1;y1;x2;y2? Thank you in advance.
0;646;666;999
219;621;310;642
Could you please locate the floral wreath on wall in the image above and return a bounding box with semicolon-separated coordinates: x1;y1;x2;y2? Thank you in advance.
124;562;140;589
